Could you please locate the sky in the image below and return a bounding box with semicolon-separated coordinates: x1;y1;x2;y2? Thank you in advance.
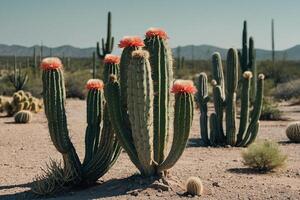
0;0;299;51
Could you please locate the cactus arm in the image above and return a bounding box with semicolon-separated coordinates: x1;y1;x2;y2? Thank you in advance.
237;74;264;147
42;69;82;183
105;79;144;172
82;89;103;166
241;20;248;72
236;72;252;144
157;93;193;172
209;113;218;146
195;73;210;145
211;52;225;97
245;122;260;147
225;48;239;146
249;37;257;103
127;54;155;176
212;84;225;144
144;37;173;164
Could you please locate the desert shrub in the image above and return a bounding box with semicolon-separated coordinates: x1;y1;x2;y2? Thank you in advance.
242;140;287;172
65;70;91;99
273;79;300;100
260;98;282;120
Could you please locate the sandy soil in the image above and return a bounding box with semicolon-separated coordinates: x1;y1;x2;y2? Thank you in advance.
0;99;299;200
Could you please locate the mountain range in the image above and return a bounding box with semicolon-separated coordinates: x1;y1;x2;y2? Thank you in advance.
0;44;299;60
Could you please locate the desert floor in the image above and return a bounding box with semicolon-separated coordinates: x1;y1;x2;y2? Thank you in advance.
0;99;299;200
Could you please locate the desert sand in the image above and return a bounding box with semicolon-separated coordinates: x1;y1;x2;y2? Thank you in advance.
0;99;299;200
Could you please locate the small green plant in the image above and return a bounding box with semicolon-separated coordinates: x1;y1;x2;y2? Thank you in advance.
260;98;282;121
186;177;203;196
242;140;287;172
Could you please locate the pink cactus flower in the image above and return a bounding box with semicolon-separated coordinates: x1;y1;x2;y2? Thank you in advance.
40;57;63;70
171;80;197;94
86;79;104;90
145;28;168;39
118;36;145;48
104;54;120;64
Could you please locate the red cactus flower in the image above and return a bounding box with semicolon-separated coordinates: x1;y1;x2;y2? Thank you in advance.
118;36;145;48
86;79;104;90
171;80;197;94
104;54;120;64
40;57;63;70
145;28;168;39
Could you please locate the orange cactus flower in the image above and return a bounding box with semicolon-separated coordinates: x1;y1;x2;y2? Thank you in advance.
104;54;120;64
171;80;197;94
86;79;104;90
145;27;168;39
40;57;63;70
118;36;145;48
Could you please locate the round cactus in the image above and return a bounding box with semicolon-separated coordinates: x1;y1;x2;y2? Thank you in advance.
186;177;204;196
286;122;300;142
14;110;32;123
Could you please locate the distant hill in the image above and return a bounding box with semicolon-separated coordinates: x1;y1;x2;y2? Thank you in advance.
0;44;299;60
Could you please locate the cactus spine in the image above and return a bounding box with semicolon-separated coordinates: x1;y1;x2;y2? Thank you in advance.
195;48;264;147
106;30;195;177
96;12;114;59
34;57;121;195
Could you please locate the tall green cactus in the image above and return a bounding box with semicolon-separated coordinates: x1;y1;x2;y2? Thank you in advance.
96;12;114;59
195;48;264;147
8;55;28;91
33;57;121;195
106;30;195;177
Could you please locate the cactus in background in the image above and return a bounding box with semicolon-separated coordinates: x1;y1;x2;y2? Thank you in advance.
241;21;257;103
8;55;28;91
106;29;195;177
33;57;121;195
2;90;42;116
14;110;32;123
96;12;114;60
271;19;275;64
195;48;264;147
286;122;300;143
92;51;96;78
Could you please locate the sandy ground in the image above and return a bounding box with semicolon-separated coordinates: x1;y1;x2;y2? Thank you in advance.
0;99;299;200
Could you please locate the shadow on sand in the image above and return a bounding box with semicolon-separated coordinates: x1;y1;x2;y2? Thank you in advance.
0;174;159;200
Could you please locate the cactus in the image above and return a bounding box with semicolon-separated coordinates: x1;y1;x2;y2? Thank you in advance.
241;21;257;103
286;122;300;143
8;55;28;91
106;29;195;177
14;110;32;123
92;51;97;78
2;90;42;116
186;177;203;196
195;48;264;147
33;57;121;195
96;12;114;59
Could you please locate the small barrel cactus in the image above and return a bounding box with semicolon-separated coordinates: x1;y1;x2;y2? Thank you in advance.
186;177;204;196
14;110;32;123
286;122;300;142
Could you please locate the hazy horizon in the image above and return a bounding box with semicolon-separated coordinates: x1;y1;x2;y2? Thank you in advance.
0;0;299;51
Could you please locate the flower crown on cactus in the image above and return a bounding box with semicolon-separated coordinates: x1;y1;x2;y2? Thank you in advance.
40;57;63;70
145;27;168;39
171;80;197;94
104;54;120;64
86;79;104;90
118;36;145;48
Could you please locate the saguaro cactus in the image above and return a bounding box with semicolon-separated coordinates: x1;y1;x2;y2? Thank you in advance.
8;55;28;91
195;48;264;147
96;12;114;59
33;57;121;195
106;30;195;177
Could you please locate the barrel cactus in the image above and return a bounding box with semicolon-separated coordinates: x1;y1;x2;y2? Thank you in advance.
106;29;195;177
195;48;264;147
32;57;121;195
286;122;300;142
186;177;204;196
14;110;32;123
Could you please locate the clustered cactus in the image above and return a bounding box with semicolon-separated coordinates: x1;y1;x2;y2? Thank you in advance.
105;29;196;176
286;122;300;143
0;90;42;116
14;110;32;123
195;48;264;147
33;57;121;195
